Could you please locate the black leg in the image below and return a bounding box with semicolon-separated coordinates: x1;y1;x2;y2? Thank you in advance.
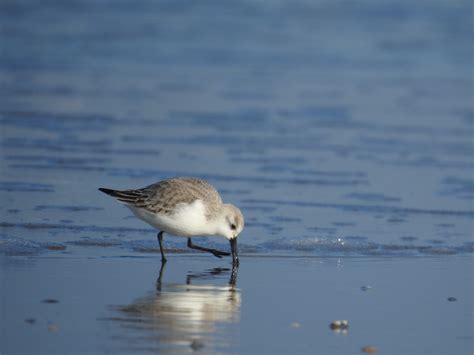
157;231;167;263
187;238;230;258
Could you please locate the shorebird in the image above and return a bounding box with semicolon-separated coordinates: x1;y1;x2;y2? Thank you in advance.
99;177;244;265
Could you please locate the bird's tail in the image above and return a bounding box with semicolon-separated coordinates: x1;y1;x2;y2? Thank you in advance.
98;187;141;203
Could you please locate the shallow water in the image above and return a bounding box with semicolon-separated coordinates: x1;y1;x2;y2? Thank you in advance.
1;253;472;355
0;0;473;353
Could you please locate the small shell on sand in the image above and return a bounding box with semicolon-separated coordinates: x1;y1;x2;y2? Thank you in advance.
330;320;349;330
290;322;301;328
361;345;378;353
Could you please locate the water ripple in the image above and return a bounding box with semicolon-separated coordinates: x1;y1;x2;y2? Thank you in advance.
242;199;474;218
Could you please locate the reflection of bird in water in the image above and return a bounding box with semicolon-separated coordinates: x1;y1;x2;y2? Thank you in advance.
109;264;240;353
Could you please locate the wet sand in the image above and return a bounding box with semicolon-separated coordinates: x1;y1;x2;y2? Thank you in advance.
1;251;472;354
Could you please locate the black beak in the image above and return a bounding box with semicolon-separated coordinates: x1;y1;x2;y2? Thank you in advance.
230;238;239;266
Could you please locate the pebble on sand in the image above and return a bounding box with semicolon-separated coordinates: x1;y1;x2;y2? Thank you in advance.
47;324;59;333
190;339;205;351
361;345;378;353
42;299;59;304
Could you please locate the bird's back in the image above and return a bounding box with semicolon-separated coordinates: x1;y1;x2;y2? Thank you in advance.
101;177;223;219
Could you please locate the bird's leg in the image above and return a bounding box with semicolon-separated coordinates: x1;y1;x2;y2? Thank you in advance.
187;238;230;258
157;231;167;263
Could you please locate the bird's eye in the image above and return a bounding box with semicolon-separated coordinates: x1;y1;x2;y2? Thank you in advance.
230;223;237;230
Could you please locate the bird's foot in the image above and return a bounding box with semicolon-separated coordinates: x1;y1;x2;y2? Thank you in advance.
211;249;231;258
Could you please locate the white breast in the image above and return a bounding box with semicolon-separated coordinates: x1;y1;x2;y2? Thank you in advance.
127;199;216;237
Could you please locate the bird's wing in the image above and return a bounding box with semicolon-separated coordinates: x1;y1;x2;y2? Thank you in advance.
129;177;222;217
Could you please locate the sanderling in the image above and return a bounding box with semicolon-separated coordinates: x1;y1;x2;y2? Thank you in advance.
99;177;244;265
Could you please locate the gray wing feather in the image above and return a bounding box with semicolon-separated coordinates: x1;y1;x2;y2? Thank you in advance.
129;177;222;218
